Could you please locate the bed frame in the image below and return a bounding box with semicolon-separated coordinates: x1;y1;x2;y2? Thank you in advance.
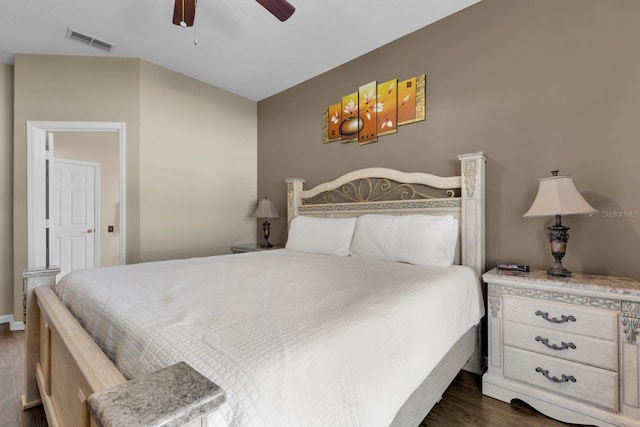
23;151;486;427
285;152;486;426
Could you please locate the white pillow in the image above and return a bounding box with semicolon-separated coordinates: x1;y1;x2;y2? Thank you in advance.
285;216;357;256
350;214;458;267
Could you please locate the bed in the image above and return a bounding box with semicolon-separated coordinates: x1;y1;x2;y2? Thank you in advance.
23;151;487;427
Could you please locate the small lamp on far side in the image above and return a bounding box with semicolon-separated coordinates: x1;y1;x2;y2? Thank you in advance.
523;171;597;278
252;197;279;248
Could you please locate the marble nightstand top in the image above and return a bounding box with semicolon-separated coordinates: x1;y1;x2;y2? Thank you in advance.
483;268;640;298
87;362;225;427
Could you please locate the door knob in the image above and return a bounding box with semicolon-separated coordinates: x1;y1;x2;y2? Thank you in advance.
87;229;93;233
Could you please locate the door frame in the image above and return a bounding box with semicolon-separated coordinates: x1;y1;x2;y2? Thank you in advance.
51;157;101;276
27;121;126;269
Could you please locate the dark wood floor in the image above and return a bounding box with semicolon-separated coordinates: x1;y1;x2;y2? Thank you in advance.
1;322;578;427
0;324;47;427
422;369;582;426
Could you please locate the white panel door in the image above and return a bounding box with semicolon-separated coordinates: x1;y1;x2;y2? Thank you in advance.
50;158;99;280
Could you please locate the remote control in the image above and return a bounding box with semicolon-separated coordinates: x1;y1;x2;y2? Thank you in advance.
497;263;530;272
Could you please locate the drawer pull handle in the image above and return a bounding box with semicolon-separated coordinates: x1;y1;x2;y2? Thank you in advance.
535;310;576;324
535;367;577;384
535;336;576;351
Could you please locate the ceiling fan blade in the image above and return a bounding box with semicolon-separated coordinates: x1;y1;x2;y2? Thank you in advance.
172;0;197;27
256;0;295;22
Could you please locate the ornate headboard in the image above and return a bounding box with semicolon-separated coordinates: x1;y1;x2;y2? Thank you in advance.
285;152;486;275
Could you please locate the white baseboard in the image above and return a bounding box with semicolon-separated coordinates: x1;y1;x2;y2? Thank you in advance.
0;314;25;331
11;320;25;331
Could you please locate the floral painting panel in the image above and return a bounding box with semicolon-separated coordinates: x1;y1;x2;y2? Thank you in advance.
397;77;416;125
324;102;342;143
377;78;397;136
340;92;359;143
398;74;426;125
322;107;330;143
358;81;378;145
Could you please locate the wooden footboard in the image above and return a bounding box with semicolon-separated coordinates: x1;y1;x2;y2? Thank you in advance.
26;282;225;427
39;286;127;426
31;285;126;427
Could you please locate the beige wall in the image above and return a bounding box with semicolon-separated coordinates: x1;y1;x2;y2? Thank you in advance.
54;131;121;268
258;0;640;279
9;55;257;320
13;55;141;320
138;61;257;261
0;63;13;316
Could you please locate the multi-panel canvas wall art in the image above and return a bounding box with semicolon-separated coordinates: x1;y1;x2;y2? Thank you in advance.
323;74;425;145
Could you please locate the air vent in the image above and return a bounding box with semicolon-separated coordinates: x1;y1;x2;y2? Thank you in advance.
66;28;115;53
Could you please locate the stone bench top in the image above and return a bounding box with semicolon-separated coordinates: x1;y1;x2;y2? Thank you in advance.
87;361;225;427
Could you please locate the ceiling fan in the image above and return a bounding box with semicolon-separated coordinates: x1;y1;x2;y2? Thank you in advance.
172;0;295;27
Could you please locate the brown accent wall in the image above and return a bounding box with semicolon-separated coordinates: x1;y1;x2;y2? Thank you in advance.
258;0;640;279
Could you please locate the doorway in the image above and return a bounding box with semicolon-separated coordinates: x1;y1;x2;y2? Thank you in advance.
26;121;126;271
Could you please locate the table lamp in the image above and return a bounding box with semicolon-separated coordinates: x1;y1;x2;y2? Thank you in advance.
523;171;597;277
252;197;279;248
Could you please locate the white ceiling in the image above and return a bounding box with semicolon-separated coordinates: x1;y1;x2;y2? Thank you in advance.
0;0;480;101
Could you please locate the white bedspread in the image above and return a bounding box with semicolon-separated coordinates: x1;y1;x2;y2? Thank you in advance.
54;250;484;427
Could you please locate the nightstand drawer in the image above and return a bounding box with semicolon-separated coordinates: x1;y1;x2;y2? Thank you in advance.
503;296;617;341
504;321;618;371
504;346;619;412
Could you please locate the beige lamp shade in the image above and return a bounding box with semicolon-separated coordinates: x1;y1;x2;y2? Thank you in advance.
523;175;597;217
252;197;279;219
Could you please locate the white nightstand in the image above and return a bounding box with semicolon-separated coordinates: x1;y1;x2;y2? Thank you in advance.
230;244;284;254
482;268;640;427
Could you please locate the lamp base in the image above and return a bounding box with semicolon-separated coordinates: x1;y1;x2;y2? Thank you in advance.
261;219;273;249
547;265;571;278
546;215;571;278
